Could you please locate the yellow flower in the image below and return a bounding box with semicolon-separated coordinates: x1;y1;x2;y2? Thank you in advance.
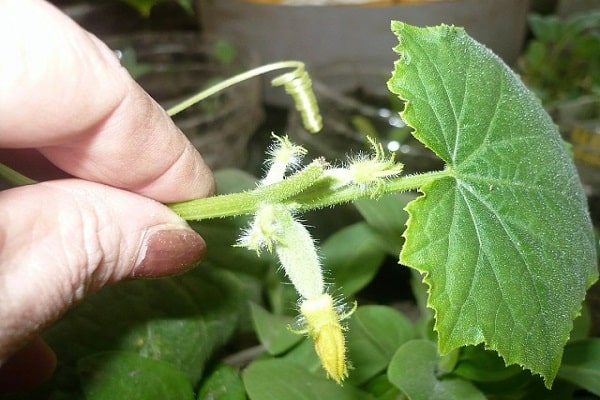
299;294;356;384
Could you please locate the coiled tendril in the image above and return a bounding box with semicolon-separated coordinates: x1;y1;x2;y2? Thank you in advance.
271;64;322;133
167;60;322;134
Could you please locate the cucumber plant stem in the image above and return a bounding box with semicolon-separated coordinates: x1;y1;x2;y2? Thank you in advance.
0;163;37;186
168;169;449;221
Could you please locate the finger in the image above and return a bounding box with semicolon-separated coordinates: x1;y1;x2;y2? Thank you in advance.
0;0;214;203
0;179;206;363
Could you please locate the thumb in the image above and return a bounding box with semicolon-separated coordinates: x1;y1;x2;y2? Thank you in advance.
0;179;206;364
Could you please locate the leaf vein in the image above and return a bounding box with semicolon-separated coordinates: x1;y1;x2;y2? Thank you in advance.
411;37;457;161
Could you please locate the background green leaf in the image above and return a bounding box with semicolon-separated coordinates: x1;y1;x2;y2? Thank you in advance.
196;364;247;400
361;374;406;400
121;0;194;16
249;302;302;355
321;222;387;298
557;339;600;396
278;338;322;375
452;345;524;383
25;265;245;399
388;340;486;400
345;305;415;385
242;359;375;400
77;351;194;400
354;193;415;256
387;22;598;386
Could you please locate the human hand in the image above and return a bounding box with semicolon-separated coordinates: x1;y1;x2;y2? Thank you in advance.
0;0;214;392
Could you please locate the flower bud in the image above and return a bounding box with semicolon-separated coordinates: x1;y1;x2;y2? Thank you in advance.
300;294;352;384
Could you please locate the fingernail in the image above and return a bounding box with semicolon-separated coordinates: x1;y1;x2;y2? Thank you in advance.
132;227;206;278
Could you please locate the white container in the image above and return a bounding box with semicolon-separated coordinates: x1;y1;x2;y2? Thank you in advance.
198;0;531;104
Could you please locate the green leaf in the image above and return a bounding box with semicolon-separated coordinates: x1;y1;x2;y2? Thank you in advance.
557;339;600;396
249;302;303;355
388;340;486;400
39;265;244;397
174;0;194;14
121;0;193;16
214;168;258;194
361;374;406;400
321;222;387;297
346;305;415;385
118;47;156;80
453;345;524;383
354;193;415;256
388;22;598;386
121;0;161;16
242;359;375;400
570;302;592;342
77;351;194;400
212;40;238;66
197;364;247;400
528;14;563;43
280;337;322;372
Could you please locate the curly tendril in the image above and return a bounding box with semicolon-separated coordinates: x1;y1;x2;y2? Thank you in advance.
167;60;322;134
271;64;322;133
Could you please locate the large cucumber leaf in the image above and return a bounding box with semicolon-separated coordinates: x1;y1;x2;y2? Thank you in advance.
387;22;597;386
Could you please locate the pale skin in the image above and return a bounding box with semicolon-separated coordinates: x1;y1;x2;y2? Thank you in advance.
0;0;215;391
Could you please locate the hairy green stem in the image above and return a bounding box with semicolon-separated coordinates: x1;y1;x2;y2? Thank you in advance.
168;169;450;221
0;158;449;222
168;159;328;219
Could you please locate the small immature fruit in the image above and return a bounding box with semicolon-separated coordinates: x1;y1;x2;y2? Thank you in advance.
238;135;375;384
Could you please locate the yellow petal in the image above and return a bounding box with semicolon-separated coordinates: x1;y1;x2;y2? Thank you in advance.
300;294;353;384
314;322;350;384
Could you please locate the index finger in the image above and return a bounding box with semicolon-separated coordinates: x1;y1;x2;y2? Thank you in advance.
0;0;214;203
